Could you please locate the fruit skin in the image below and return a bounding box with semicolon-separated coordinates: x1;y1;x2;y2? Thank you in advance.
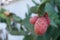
30;16;38;25
44;12;50;25
34;17;48;35
46;17;50;25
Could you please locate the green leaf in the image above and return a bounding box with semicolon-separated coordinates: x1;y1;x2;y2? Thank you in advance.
55;0;60;18
22;6;34;34
32;0;39;6
30;6;39;13
52;28;60;40
6;17;12;32
22;17;34;34
30;0;47;16
0;14;7;19
0;14;7;23
25;13;28;17
0;8;6;13
58;12;60;18
45;26;55;40
50;20;58;28
55;0;60;11
38;2;46;16
23;34;35;40
13;15;22;22
45;3;58;19
54;19;60;26
6;17;27;35
36;35;48;40
0;17;6;23
9;30;28;35
27;4;32;16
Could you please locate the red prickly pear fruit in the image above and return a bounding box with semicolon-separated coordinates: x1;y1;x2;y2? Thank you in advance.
44;12;50;25
29;16;38;25
46;18;50;25
34;17;48;35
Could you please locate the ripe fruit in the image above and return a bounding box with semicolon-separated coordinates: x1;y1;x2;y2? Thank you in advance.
46;17;50;25
34;17;48;35
44;12;50;25
30;16;38;25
